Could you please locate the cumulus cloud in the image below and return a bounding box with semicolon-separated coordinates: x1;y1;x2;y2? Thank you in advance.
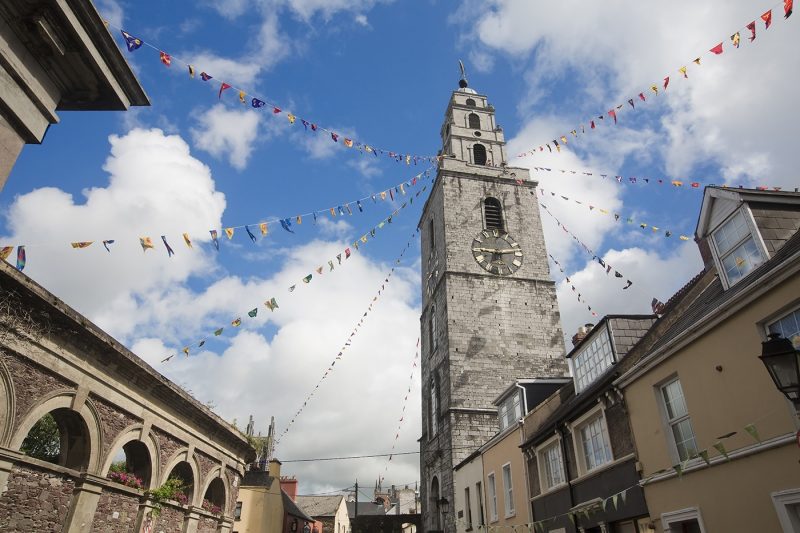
191;105;263;170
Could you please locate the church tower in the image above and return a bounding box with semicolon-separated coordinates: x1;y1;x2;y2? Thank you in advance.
418;70;568;532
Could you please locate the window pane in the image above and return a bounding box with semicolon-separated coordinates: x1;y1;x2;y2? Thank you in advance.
573;329;614;391
581;417;612;471
769;309;800;348
672;419;698;461
722;237;764;284
502;465;514;515
661;380;688;421
715;211;749;255
542;443;565;488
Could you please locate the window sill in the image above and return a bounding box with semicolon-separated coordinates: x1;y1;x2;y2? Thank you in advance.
573;453;635;484
504;511;516;519
538;481;568;497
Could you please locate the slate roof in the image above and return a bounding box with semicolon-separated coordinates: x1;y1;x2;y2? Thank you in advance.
295;495;344;517
241;469;275;488
283;491;315;522
346;501;388;516
639;228;800;360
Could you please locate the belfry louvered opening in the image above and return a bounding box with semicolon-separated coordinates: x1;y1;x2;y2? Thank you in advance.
484;197;504;230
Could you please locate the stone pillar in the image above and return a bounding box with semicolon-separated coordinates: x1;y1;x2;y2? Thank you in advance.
184;507;201;533
135;502;158;533
63;474;104;533
219;516;234;533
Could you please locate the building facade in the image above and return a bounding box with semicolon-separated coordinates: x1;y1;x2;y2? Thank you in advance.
0;262;253;532
0;0;148;189
418;74;568;533
617;187;800;532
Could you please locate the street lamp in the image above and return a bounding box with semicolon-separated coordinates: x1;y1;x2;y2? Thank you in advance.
760;332;800;409
438;497;450;518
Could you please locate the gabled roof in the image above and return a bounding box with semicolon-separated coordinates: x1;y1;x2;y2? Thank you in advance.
695;186;800;237
346;501;388;516
295;495;344;517
283;491;315;522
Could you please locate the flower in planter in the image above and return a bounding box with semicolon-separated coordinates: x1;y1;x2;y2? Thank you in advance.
176;492;189;505
108;470;143;489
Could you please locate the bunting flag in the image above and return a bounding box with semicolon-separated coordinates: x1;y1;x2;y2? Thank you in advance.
140;237;154;252
248;308;258;318
549;253;600;318
514;5;794;158
538;187;691;240
210;230;219;251
264;297;279;311
260;222;268;236
0;247;13;261
245;225;257;242
280;218;294;233
380;340;420;485
107;21;438;165
161;236;175;257
231;318;242;327
16;246;25;271
183;233;193;248
102;240;115;252
275;231;419;445
744;423;761;442
224;227;235;240
539;202;633;289
71;242;93;249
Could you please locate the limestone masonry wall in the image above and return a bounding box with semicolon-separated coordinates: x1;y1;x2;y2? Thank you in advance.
0;465;75;532
91;487;140;532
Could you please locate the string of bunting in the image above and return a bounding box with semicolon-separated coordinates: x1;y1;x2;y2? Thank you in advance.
161;183;430;363
104;21;438;166
454;411;781;532
538;202;633;290
530;166;794;193
548;254;599;318
0;167;434;271
539;188;692;241
275;230;420;446
379;339;420;485
517;0;794;158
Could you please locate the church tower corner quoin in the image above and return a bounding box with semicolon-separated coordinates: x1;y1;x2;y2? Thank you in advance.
417;71;569;533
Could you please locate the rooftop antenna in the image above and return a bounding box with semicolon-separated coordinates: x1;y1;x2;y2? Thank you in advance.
458;59;468;88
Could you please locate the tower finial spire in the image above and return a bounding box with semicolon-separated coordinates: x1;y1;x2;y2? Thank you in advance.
458;59;468;89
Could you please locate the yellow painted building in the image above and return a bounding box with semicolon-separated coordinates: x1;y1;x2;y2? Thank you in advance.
235;459;285;533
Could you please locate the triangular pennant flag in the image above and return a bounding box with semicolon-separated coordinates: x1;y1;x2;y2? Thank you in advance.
219;82;232;99
315;266;323;275
259;222;268;236
140;237;154;252
747;21;757;41
248;308;258;318
120;30;143;51
679;66;688;78
709;42;723;55
200;72;212;81
231;318;242;327
210;230;219;251
663;76;670;90
731;32;741;48
744;423;761;442
183;346;189;357
302;274;312;283
102;240;115;252
239;91;246;104
224;228;235;240
280;218;294;233
273;106;281;114
161;236;175;257
328;260;334;271
608;109;617;124
785;0;793;18
628;98;635;109
252;98;266;108
693;56;702;65
182;233;193;248
214;328;224;336
188;65;195;78
762;9;773;28
265;297;279;311
159;51;171;66
245;225;257;242
15;246;25;271
712;441;729;460
698;449;710;465
71;242;94;249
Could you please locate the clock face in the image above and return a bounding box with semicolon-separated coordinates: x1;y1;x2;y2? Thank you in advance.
472;229;523;275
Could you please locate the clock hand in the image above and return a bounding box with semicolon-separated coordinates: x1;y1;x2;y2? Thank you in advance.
496;248;519;254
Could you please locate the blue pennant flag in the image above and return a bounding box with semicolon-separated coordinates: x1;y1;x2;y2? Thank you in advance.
251;98;266;108
280;218;295;234
245;225;257;242
120;30;143;51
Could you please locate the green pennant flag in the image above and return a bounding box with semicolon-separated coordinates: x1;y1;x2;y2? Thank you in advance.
620;488;628;504
744;423;761;442
248;308;257;318
612;493;619;510
713;441;730;460
302;274;312;283
568;513;576;526
602;498;608;512
698;449;710;465
214;327;224;336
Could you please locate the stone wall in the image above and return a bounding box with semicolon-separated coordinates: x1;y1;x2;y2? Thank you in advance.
154;504;185;532
153;427;187;470
91;486;140;532
0;350;75;428
90;394;141;459
0;465;75;532
197;515;220;532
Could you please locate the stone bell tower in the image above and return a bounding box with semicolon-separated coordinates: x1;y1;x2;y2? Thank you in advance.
418;67;567;532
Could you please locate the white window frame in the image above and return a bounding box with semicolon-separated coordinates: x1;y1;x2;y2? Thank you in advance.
771;488;800;532
570;405;614;476
487;472;498;523
571;326;615;392
656;375;699;464
476;481;485;527
501;462;515;518
536;435;567;493
464;486;473;530
498;391;522;431
710;206;768;289
766;305;800;348
661;507;707;533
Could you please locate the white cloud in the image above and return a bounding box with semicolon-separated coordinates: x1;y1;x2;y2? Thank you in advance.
184;53;264;87
0;128;226;340
292;125;358;160
354;14;369;27
191;104;263;170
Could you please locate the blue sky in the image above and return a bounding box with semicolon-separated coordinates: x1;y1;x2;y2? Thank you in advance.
2;0;798;492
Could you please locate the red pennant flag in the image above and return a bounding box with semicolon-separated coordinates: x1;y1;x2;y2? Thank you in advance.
747;21;757;41
785;0;793;18
159;51;171;66
218;82;231;99
762;9;773;28
709;42;723;55
273;106;281;114
590;120;595;129
638;92;646;102
608;109;617;124
663;76;670;90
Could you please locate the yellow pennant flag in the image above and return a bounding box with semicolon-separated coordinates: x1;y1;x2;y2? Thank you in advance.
731;32;740;48
365;145;373;153
239;91;246;104
287;113;296;124
259;222;268;235
71;242;94;249
679;66;687;78
650;84;659;95
0;246;13;260
406;155;411;165
296;215;302;224
329;207;336;217
360;235;368;243
380;191;387;200
679;235;690;241
183;346;190;357
188;65;195;78
560;135;568;144
140;237;154;251
231;318;242;327
344;138;354;148
671;180;684;187
224;228;235;239
183;233;193;248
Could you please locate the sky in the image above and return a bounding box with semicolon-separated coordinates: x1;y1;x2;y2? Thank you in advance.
1;0;798;496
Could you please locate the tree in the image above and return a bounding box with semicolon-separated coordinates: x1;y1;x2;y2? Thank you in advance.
21;413;60;462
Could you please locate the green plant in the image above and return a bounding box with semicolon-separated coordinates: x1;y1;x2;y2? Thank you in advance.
109;461;127;474
146;477;186;516
20;413;60;462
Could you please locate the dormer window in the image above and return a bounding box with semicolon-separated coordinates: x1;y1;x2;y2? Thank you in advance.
571;326;614;392
711;209;767;287
498;391;521;431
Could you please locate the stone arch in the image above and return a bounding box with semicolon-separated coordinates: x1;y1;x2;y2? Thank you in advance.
430;475;441;530
200;468;229;514
473;143;487;165
0;358;15;446
101;426;159;490
10;392;102;473
162;449;201;506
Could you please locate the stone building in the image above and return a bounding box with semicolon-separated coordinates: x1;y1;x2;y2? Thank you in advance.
418;72;568;532
0;259;254;531
0;0;148;190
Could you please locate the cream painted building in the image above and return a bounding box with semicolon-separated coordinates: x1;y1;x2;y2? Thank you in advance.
235;459;284;533
454;450;485;532
617;187;800;532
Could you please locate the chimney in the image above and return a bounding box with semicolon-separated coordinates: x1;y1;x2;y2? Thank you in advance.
280;476;298;501
268;459;282;478
695;235;715;271
572;323;594;347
